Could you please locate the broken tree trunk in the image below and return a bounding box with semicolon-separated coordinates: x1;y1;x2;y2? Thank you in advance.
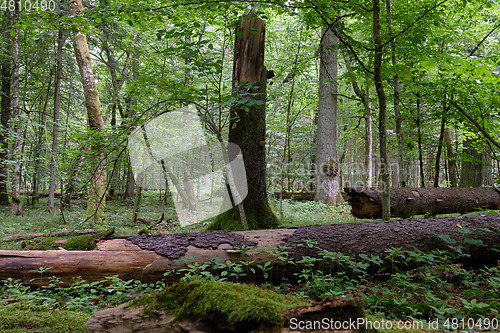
345;187;500;219
0;213;498;287
273;192;316;201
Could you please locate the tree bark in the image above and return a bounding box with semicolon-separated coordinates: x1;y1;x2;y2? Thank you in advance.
0;12;12;206
316;26;341;205
62;146;88;208
1;213;499;287
433;110;446;187
416;93;425;188
344;58;373;188
10;2;23;216
345;186;500;218
70;0;107;224
372;0;390;219
444;127;458;187
49;27;64;211
32;68;53;204
123;54;139;200
273;192;315;201
209;14;278;230
460;137;486;187
364;88;374;188
386;0;405;188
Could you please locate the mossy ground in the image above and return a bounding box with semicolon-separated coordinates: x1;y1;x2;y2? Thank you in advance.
208;199;279;231
0;303;89;332
130;278;306;326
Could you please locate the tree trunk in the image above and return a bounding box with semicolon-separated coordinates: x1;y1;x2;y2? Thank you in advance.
131;183;142;225
416;94;425;188
345;186;500;218
316;26;341;205
364;89;374;188
209;14;278;231
372;0;390;219
433;109;446;187
279;35;301;217
71;0;107;224
62;146;88;209
1;213;499;287
460;137;486;187
444;127;458;187
273;192;315;201
32;74;52;204
10;2;23;216
345;58;373;188
386;0;405;188
0;12;12;206
123;56;139;200
49;27;64;211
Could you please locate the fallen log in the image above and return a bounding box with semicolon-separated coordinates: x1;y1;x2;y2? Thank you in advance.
273;192;316;201
345;187;500;219
0;229;104;242
4;190;65;198
0;213;498;286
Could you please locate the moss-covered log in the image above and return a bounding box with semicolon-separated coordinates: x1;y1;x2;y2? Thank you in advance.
345;187;500;219
0;214;499;286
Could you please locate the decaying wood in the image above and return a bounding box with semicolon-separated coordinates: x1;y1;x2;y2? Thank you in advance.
0;213;498;286
345;187;500;219
86;296;364;333
0;229;103;242
273;192;316;201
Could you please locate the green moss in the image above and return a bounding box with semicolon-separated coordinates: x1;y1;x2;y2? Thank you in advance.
62;228;114;250
0;303;89;332
21;237;58;250
208;199;279;231
129;279;305;326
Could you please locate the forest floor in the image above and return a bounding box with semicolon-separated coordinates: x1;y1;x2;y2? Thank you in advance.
0;192;498;332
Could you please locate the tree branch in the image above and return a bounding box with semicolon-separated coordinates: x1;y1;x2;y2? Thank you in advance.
447;98;500;150
381;0;450;49
469;19;500;56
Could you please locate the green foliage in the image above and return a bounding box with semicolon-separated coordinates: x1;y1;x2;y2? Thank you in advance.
0;275;162;314
270;198;355;227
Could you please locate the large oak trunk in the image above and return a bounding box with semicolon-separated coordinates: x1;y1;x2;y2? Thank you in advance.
0;214;499;286
345;187;500;219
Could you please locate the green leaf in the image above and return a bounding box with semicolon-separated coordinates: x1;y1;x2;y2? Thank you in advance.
437;234;456;245
464;239;485;247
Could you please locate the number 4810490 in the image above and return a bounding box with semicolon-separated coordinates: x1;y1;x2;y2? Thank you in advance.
1;0;56;11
